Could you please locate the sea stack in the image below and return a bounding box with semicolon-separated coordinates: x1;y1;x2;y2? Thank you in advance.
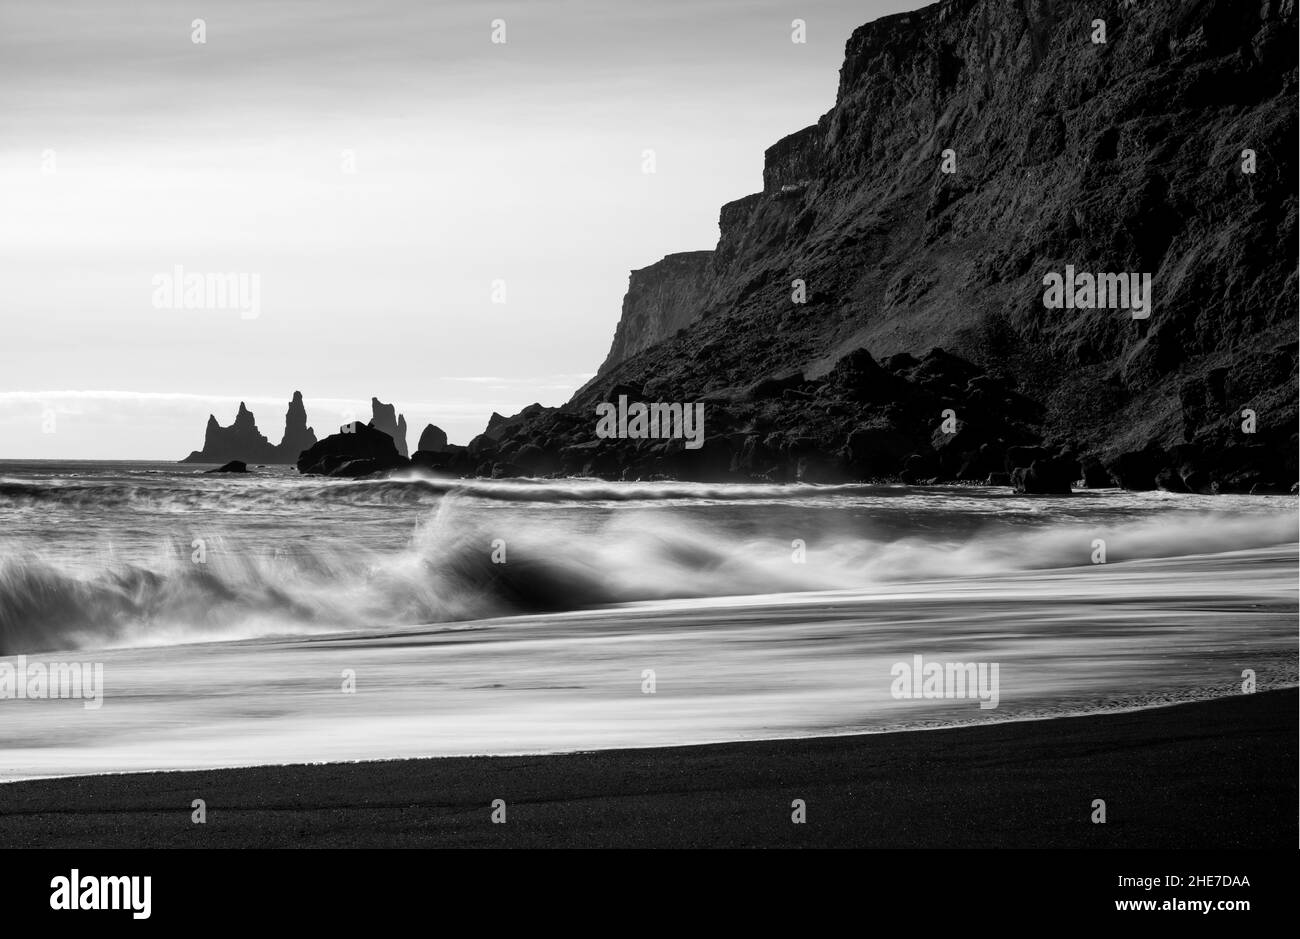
370;397;409;457
276;390;317;460
180;402;278;464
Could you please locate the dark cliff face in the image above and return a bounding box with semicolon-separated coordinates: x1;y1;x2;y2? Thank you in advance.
762;124;823;193
578;0;1296;477
596;251;716;376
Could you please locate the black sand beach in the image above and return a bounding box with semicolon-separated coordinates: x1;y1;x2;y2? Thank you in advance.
2;690;1293;849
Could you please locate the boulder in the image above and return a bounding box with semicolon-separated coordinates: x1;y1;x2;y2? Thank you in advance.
467;433;500;460
825;348;892;402
205;460;247;474
956;442;1005;481
796;453;850;483
275;391;317;461
881;352;919;372
842;419;912;478
410;447;468;474
1155;467;1189;493
417;424;449;452
512;443;559;476
908;348;981;391
1012;458;1074;494
1076;456;1113;488
1103;447;1167;490
297;423;410;476
490;462;524;479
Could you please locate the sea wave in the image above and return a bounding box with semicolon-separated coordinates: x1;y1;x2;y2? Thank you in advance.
1;492;1294;655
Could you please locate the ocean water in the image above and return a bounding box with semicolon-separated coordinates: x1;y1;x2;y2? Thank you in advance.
0;459;1295;780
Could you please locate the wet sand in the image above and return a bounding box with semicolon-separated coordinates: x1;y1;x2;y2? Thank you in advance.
1;689;1293;848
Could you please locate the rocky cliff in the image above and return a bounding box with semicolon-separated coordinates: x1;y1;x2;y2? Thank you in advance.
536;0;1296;491
300;0;1298;491
596;251;716;376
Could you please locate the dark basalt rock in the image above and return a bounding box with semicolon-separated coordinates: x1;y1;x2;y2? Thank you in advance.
1155;467;1190;493
1077;457;1113;489
490;462;524;479
180;402;277;465
745;371;804;401
1104;447;1168;491
205;460;247;474
417;424;449;453
277;391;317;460
410;444;468;474
297;422;410;477
1012;458;1074;495
843;419;913;479
181;392;315;465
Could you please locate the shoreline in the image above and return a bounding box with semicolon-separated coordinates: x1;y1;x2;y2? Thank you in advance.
5;685;1292;785
2;689;1293;848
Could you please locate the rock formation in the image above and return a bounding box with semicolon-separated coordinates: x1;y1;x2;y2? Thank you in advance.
180;402;278;465
204;0;1300;492
417;423;448;452
205;460;248;474
181;392;319;464
596;251;715;376
297;422;411;477
277;391;316;459
454;0;1295;491
370;397;409;457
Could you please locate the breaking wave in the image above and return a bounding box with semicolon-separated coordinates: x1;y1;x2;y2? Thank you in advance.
1;487;1294;654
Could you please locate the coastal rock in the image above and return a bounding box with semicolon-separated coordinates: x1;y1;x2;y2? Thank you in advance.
1012;458;1074;495
277;391;317;461
417;424;448;452
296;422;410;477
1104;448;1167;491
1077;457;1113;489
410;446;468;474
205;460;247;474
181;392;317;465
596;252;715;377
370;398;409;457
180;402;278;465
1155;467;1190;493
842;419;912;479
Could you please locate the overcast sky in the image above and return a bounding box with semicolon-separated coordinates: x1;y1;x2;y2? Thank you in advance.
0;0;924;459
